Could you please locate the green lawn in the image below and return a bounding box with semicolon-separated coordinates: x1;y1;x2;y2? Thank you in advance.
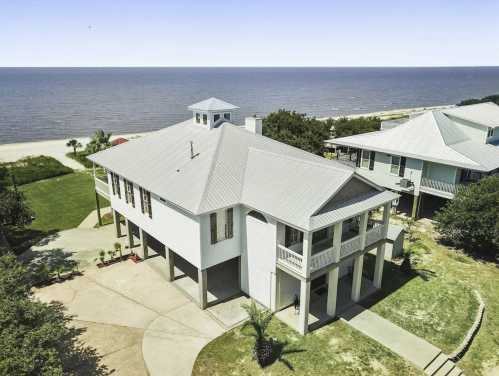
193;318;421;376
193;218;498;376
20;172;108;232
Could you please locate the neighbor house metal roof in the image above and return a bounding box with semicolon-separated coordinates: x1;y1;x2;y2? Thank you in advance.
89;119;395;230
443;102;499;128
187;97;240;112
328;109;499;172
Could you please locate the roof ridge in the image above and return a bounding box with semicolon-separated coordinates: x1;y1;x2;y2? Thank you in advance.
194;126;226;214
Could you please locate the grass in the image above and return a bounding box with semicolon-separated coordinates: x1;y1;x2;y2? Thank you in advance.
1;155;73;185
193;218;499;375
193;317;421;376
66;151;93;169
19;172;108;233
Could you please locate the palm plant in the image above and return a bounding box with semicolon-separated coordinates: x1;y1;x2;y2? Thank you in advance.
114;242;122;260
86;129;112;153
66;139;82;155
108;249;116;262
54;265;66;281
94;249;106;265
241;300;274;367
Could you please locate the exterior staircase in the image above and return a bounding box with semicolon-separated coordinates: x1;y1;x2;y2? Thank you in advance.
424;352;463;376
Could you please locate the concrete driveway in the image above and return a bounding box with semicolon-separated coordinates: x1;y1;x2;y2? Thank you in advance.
34;256;225;375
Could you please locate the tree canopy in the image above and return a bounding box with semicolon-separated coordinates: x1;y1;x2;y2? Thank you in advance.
457;94;499;106
434;175;499;258
263;110;330;155
0;254;106;375
325;116;381;138
0;168;33;228
85;130;112;154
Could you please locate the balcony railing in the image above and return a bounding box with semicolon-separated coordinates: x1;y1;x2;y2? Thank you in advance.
420;177;464;196
277;223;387;274
95;177;110;199
277;244;303;273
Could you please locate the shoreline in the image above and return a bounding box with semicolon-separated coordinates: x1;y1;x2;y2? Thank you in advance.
0;104;455;168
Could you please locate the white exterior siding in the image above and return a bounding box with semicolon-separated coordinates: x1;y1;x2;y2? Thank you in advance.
109;172;202;267
447;115;489;143
200;206;242;270
243;213;277;308
356;152;424;194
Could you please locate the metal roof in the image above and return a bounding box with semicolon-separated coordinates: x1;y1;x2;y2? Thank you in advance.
89;117;395;230
187;97;239;112
443;102;499;128
328;109;499;172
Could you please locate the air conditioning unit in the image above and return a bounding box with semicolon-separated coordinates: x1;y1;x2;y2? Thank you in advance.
399;178;412;188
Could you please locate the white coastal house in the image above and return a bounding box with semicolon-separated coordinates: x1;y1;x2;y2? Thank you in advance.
89;98;398;334
326;102;499;216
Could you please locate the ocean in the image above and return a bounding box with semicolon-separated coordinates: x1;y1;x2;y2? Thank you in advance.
1;67;499;144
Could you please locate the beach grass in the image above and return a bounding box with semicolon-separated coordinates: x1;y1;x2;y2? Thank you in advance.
20;172;108;233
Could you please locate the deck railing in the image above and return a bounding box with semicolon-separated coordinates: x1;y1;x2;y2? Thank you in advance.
340;235;362;259
420;177;460;195
365;223;385;246
310;247;335;272
95;177;110;198
277;244;304;273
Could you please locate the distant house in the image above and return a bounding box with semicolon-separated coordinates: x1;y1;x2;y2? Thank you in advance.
89;98;398;334
326;103;499;217
111;137;128;146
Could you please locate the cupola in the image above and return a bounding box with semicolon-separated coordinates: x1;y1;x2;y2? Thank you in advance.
188;97;239;129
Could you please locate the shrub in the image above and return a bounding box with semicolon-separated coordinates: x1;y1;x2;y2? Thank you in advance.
1;156;73;185
434;176;499;258
66;151;94;169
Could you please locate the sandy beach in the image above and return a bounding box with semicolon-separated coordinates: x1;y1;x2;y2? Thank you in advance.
0;132;152;169
0;104;455;169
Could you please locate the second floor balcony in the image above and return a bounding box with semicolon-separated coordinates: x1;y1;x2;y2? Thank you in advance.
420;176;469;199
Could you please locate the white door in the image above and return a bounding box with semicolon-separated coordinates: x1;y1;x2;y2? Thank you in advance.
245;213;275;308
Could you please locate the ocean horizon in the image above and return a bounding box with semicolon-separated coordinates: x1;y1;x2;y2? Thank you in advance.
1;66;499;144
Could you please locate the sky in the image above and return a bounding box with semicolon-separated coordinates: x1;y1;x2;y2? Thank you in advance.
1;0;499;67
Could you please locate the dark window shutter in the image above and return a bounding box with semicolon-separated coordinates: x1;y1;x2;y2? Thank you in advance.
399;157;406;177
139;187;144;213
111;173;116;195
116;176;121;198
369;151;375;170
210;213;217;244
147;191;152;218
356;150;361;167
124;180;129;204
130;184;135;208
226;208;233;239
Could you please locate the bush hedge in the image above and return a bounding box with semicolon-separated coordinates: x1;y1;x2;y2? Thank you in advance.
1;156;73;186
66;151;94;169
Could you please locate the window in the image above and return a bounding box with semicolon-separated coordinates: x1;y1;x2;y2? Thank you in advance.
202;114;208;125
195;113;200;123
111;173;121;199
487;127;494;138
312;228;328;243
139;187;152;218
360;150;370;169
224;113;231;121
285;226;303;247
124;179;135;208
213;114;220;123
390;155;401;175
248;210;267;223
210;208;234;244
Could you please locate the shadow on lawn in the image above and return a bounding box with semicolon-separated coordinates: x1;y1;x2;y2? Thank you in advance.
264;339;306;371
5;225;60;255
361;253;437;309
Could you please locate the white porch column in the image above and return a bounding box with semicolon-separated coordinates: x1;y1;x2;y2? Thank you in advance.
373;243;386;289
112;209;122;238
302;231;312;277
359;211;369;250
298;279;311;335
382;202;391;238
165;248;175;282
139;228;149;260
351;254;364;302
198;268;208;309
270;271;277;311
332;222;343;262
326;266;339;317
125;218;134;249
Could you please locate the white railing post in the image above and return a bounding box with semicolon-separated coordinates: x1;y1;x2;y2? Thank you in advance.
302;231;312;277
359;212;369;250
332;222;342;263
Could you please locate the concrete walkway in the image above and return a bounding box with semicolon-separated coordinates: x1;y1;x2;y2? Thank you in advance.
340;304;441;370
78;207;112;229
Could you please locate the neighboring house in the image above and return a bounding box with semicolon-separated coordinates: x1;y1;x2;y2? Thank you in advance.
89;98;398;334
326;102;499;217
